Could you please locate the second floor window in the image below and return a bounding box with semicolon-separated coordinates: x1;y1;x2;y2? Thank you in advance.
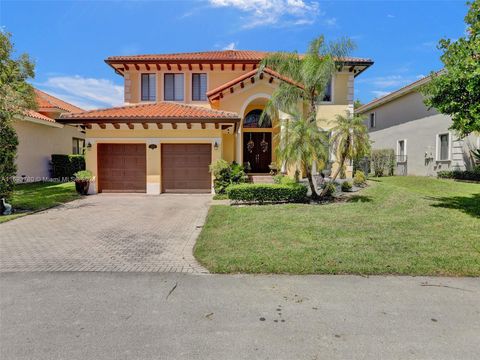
370;113;376;128
141;74;156;101
323;79;333;102
192;73;207;101
438;133;450;160
164;73;184;101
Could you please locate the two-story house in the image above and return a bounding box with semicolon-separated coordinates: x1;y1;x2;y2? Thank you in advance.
59;50;372;194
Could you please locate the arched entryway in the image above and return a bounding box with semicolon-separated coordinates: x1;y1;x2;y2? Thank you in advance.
242;109;273;173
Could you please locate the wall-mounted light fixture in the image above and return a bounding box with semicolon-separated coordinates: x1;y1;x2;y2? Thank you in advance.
148;144;158;150
213;141;219;150
86;142;92;150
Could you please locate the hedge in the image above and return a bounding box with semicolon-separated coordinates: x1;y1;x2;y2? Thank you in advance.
51;154;85;179
437;168;480;181
227;183;308;204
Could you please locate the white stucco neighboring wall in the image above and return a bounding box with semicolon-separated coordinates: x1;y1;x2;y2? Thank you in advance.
367;113;478;176
14;119;85;180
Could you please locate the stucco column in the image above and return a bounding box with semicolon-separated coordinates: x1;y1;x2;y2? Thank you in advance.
85;138;98;194
146;140;161;195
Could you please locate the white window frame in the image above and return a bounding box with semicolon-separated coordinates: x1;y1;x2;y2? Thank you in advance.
396;139;407;161
319;76;335;104
140;73;157;102
369;112;376;129
163;72;186;102
191;73;208;102
436;132;452;161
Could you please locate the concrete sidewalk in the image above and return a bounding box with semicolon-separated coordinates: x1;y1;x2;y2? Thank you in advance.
1;273;479;360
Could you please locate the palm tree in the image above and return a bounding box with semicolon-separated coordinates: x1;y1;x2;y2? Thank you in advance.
259;35;356;123
320;112;370;196
275;114;328;199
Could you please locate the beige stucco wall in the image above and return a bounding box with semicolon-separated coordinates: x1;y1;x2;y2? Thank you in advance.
14;119;85;180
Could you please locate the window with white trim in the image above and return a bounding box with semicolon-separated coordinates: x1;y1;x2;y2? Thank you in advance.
192;73;207;101
164;73;184;101
438;133;450;161
141;74;156;101
397;139;406;162
369;113;376;128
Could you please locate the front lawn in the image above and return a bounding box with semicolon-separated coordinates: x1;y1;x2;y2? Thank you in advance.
0;182;80;223
194;176;480;276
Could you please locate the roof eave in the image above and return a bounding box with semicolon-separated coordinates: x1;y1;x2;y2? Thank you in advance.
56;117;241;124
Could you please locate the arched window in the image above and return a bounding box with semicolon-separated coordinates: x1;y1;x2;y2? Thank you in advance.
243;109;272;128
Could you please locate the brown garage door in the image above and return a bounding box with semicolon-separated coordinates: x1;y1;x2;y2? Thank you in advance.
162;144;211;193
97;144;146;193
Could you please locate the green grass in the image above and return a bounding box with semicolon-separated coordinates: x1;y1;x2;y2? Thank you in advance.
194;176;480;276
0;182;80;224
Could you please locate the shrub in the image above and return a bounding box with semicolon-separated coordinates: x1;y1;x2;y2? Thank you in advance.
353;170;367;186
227;183;307;204
51;154;85;179
210;160;248;194
273;174;297;186
0;120;18;199
322;182;337;197
341;181;353;192
74;170;93;181
437;169;480;181
371;149;395;177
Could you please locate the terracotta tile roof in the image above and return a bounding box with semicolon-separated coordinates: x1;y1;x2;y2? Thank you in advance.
24;109;56;123
206;67;304;99
107;50;269;62
59;102;240;122
34;89;84;113
106;50;373;64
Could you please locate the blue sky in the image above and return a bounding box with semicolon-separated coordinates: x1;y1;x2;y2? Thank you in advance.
0;0;469;109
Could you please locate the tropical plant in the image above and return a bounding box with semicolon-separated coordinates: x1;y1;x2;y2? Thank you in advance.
420;1;480;137
320;113;370;196
275;115;328;199
259;35;355;123
0;31;36;199
472;148;480;163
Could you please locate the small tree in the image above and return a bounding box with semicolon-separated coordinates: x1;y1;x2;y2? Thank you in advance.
0;31;35;199
421;1;480;137
320;113;370;196
275;115;328;199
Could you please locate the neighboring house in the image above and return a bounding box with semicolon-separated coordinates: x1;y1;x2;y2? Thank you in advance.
58;50;372;194
14;89;85;180
356;76;479;176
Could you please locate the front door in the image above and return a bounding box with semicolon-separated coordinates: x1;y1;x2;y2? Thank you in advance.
243;132;272;173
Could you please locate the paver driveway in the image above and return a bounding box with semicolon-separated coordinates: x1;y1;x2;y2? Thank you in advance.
0;194;211;273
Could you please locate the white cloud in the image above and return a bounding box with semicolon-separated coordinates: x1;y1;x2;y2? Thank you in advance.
37;75;124;110
371;90;391;98
359;75;416;89
387;14;395;18
223;42;237;50
324;17;337;26
209;0;320;28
